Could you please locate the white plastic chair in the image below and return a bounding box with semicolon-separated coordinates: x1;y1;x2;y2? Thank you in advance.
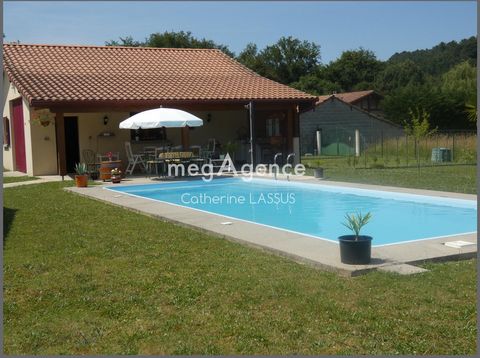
125;142;146;175
202;138;216;159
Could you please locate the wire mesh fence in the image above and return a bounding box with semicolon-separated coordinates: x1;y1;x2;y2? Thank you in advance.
306;128;477;169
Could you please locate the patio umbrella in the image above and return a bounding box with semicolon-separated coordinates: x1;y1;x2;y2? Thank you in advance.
119;108;203;129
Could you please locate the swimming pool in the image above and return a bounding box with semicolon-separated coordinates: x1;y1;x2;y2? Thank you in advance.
107;177;477;246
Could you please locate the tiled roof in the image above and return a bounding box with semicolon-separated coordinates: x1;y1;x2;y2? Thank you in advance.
335;90;377;103
3;43;317;106
316;90;378;105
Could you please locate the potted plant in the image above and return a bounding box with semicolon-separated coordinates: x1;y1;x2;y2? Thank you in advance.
223;141;239;161
338;211;373;264
74;163;89;187
312;159;324;179
111;168;122;183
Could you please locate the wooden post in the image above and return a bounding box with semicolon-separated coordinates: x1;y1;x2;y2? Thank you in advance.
181;126;190;150
286;107;293;152
54;112;67;176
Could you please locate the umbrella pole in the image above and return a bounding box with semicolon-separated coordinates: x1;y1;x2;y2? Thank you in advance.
249;101;254;166
181;126;190;150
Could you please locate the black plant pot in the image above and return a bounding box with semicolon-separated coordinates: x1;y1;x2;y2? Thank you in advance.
338;235;373;264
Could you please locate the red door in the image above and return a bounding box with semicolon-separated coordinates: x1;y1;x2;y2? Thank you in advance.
12;99;27;173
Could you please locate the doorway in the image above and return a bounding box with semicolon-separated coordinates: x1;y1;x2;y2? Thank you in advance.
64;116;80;173
11;98;27;173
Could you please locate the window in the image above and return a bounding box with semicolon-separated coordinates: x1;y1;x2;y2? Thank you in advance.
3;116;10;147
266;117;281;137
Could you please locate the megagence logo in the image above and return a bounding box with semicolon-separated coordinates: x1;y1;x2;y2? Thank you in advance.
167;154;306;182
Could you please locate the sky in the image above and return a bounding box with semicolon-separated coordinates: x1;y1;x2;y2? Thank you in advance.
3;1;477;63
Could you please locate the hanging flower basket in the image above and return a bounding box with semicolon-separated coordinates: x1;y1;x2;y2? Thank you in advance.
31;109;54;127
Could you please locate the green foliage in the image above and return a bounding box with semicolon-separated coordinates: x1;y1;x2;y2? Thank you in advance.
342;211;372;239
465;102;477;123
290;73;340;95
382;83;475;129
223;141;239;155
404;107;436;140
374;59;426;92
74;163;88;175
322;48;384;91
237;36;320;84
106;31;234;57
388;36;477;76
441;61;477;101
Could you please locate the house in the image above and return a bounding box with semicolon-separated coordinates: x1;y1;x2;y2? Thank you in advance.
2;43;317;176
327;90;384;117
300;91;403;156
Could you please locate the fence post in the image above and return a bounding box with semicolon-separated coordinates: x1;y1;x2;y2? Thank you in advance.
452;132;455;162
355;129;360;157
381;130;384;158
364;139;367;169
406;135;409;167
396;136;399;167
316;129;322;156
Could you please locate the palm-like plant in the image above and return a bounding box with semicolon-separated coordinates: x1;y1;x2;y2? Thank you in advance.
465;102;477;123
342;211;372;240
74;163;88;175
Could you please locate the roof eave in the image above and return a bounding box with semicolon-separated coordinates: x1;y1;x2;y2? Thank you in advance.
31;97;317;111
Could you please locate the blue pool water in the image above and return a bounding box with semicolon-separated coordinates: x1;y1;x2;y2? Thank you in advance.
107;177;477;246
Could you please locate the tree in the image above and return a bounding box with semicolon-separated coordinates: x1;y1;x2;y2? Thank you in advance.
465;102;477;124
236;43;267;74
388;36;477;76
237;36;321;84
106;31;234;57
381;83;471;129
322;48;384;91
441;60;477;102
290;74;340;96
374;59;425;93
404;107;436;169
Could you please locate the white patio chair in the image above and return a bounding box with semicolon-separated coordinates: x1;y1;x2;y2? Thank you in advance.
202;138;216;159
125;141;146;175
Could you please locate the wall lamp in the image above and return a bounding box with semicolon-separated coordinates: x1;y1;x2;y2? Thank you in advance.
103;115;109;125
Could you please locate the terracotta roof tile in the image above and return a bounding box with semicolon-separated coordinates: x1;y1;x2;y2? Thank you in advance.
3;43;317;106
315;90;379;106
335;90;376;103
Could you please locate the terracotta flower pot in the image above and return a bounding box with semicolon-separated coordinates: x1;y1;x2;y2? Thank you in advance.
111;175;121;184
75;174;88;188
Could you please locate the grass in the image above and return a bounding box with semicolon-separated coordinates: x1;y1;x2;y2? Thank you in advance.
3;176;39;184
303;156;476;194
3;182;477;355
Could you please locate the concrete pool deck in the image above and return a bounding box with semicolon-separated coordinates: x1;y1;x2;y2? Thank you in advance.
66;175;477;277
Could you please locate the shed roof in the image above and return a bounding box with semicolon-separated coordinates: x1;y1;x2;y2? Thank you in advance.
316;90;379;106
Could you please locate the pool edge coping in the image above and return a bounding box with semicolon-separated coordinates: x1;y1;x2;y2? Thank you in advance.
65;176;477;277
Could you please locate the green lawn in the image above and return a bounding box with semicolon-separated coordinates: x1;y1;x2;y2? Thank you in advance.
3;176;39;184
303;156;476;194
3;182;477;355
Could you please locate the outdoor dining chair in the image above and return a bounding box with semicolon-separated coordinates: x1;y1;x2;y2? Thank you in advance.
125;141;147;175
82;149;97;173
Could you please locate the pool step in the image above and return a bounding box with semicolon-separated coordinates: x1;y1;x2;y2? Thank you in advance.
378;263;429;275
